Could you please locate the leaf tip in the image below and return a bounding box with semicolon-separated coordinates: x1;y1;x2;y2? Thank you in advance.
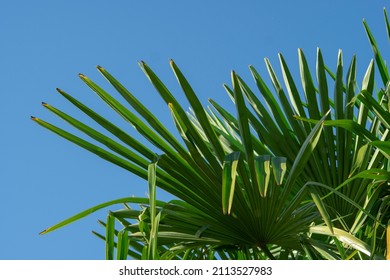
79;73;87;79
30;116;38;121
138;60;148;70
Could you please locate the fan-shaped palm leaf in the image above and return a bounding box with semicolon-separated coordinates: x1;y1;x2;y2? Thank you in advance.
32;9;390;260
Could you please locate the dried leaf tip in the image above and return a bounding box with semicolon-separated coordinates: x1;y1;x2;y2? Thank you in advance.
30;116;38;121
96;65;104;70
78;73;87;79
41;102;48;106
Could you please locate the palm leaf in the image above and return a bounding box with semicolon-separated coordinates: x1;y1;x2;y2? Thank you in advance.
33;9;390;259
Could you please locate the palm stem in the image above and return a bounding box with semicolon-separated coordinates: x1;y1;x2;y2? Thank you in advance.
259;244;276;260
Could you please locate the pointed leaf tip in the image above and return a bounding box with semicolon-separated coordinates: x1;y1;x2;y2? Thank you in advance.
41;102;48;106
31;116;37;120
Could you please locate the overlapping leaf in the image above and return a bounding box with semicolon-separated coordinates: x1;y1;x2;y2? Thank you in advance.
33;8;390;260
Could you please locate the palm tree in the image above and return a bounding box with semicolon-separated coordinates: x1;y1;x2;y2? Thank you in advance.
32;9;389;260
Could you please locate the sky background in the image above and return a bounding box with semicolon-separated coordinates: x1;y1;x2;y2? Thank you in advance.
1;0;388;259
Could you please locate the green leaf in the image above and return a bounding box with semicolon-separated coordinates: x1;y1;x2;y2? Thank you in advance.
149;212;162;260
78;73;191;169
31;117;149;181
148;159;158;228
385;8;390;40
363;18;389;85
310;225;373;257
271;156;287;186
222;152;240;215
299;49;320;120
140;62;222;175
316;48;337;186
369;141;390;158
254;155;271;197
170;60;226;163
310;190;334;235
39;197;162;235
96;66;192;164
284;111;329;194
334;50;346;184
106;212;115;260
32;19;390;259
295;116;378;142
259;60;294;137
148;158;160;260
41;102;150;170
358;90;390;130
279;53;308;119
116;229;130;260
354;60;375;153
231;71;259;195
56;88;156;161
167;103;222;208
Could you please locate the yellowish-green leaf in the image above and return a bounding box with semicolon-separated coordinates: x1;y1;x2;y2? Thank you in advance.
222;152;240;215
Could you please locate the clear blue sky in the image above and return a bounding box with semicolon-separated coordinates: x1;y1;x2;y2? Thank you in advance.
1;0;388;259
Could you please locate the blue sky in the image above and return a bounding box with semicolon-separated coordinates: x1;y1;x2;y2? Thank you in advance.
1;1;388;259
